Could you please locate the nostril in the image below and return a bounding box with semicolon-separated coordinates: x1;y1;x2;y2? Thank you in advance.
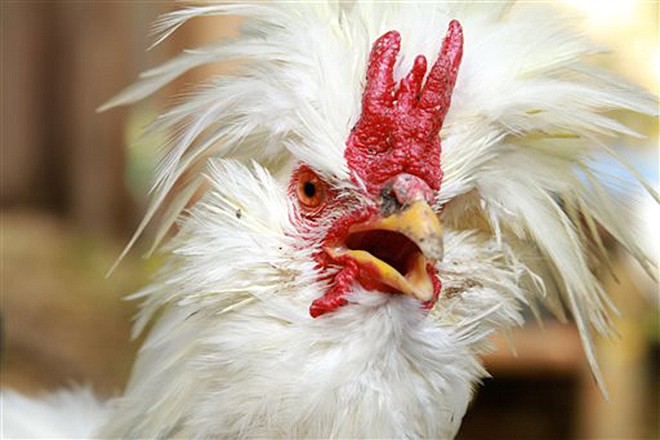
379;183;403;216
390;174;434;205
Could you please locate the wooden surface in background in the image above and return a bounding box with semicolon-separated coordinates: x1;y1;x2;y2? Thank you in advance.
1;211;149;397
1;2;164;237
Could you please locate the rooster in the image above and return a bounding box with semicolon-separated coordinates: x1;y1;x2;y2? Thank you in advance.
3;2;657;439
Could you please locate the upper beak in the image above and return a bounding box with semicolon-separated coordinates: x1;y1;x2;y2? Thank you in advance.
326;199;443;301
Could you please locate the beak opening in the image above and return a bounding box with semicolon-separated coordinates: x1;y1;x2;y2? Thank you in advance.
326;200;443;301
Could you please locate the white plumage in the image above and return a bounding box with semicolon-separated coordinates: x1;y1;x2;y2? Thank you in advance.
3;2;656;438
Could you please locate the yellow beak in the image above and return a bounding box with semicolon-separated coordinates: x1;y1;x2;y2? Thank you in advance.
326;199;443;301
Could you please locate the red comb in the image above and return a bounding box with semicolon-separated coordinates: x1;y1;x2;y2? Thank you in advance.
345;20;463;194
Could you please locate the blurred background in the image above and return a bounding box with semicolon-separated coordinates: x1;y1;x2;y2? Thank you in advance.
1;1;657;439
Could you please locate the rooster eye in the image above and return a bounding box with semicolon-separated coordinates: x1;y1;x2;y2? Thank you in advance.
296;169;325;210
303;181;317;198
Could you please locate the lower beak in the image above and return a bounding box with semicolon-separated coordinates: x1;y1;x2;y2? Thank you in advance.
327;199;443;301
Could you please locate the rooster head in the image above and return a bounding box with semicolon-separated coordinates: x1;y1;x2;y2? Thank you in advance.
290;21;463;318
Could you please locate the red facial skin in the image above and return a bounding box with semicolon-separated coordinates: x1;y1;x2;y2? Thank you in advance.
290;21;464;318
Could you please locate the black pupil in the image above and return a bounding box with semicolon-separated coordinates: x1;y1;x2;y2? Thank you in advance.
303;181;317;198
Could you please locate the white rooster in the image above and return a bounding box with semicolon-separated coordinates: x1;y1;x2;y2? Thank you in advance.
3;2;657;439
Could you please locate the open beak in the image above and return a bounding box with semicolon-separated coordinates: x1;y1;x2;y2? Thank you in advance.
326;199;443;301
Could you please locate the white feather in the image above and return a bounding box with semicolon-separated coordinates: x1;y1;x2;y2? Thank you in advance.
101;160;509;438
105;4;655;393
1;388;108;438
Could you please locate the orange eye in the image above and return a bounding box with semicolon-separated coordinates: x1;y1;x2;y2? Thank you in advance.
296;169;324;210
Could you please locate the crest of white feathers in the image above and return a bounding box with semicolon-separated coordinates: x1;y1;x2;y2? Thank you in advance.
88;1;658;438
